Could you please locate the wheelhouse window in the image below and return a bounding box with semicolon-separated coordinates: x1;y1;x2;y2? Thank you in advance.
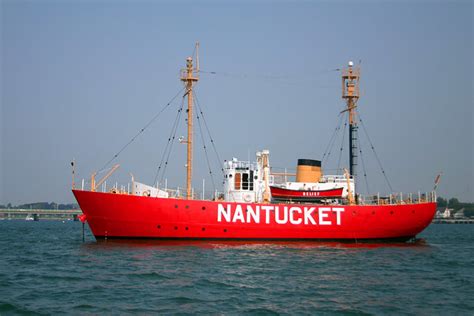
234;173;241;190
234;171;254;191
242;173;249;190
249;170;254;190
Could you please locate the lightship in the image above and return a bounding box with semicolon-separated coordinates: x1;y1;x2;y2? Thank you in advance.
73;45;437;241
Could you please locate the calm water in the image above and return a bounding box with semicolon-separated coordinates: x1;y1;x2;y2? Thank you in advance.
0;221;473;315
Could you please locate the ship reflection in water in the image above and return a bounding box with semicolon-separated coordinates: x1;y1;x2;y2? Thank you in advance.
84;238;431;250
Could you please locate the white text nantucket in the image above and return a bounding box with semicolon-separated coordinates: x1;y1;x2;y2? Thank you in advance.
217;204;344;225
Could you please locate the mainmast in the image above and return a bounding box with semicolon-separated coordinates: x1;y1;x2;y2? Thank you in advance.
341;61;360;181
180;44;199;199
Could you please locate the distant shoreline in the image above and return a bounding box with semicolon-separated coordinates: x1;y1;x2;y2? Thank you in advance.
0;208;82;221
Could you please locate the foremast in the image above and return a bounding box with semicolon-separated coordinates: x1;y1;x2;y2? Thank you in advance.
341;61;360;184
180;44;199;199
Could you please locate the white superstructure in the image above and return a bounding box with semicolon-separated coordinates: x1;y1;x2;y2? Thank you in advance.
223;150;354;203
223;151;269;203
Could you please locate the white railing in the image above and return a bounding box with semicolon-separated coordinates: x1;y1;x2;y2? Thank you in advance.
320;175;354;183
78;178;437;205
271;174;353;186
225;161;258;170
357;191;437;205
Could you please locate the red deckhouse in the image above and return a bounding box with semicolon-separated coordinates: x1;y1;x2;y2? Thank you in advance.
73;44;437;241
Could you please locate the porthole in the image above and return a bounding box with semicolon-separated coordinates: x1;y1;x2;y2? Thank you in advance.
202;227;206;231
202;206;206;210
157;225;161;229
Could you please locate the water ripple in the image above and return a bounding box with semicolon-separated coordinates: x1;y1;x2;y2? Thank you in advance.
0;221;473;314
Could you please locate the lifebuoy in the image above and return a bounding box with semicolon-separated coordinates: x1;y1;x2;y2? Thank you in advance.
143;190;151;197
243;193;252;202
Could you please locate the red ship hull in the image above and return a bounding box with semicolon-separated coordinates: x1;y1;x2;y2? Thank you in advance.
73;190;436;241
270;186;344;201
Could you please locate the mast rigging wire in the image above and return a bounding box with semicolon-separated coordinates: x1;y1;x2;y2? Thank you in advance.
153;96;186;186
193;91;225;175
194;93;217;193
199;68;340;80
358;139;371;194
159;101;185;185
357;111;394;192
322;113;345;164
337;112;348;172
98;87;185;173
200;70;288;80
199;69;341;88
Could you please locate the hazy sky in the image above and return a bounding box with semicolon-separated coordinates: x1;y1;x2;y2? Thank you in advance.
1;0;473;204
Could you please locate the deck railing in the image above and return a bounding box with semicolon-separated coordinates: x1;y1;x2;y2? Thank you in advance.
357;191;437;205
77;178;436;205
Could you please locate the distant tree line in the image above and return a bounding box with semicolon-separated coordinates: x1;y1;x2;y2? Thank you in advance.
437;197;474;217
1;198;472;215
0;202;80;210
